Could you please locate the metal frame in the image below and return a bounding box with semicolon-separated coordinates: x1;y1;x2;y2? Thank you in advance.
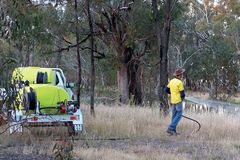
9;109;84;134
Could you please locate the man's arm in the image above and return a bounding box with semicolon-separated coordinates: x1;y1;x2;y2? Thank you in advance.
180;90;185;100
179;81;185;100
164;87;171;94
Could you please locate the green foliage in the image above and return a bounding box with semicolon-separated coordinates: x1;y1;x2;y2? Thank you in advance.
128;1;153;40
195;19;208;32
0;0;240;102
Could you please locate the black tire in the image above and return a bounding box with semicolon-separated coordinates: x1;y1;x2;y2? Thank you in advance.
43;72;48;83
28;91;37;110
22;91;37;112
36;72;44;84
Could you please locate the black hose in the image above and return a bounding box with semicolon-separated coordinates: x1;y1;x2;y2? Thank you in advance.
182;115;201;132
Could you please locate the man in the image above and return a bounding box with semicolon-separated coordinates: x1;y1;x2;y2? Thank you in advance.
164;68;185;136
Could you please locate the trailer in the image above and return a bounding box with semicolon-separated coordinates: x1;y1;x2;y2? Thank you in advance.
9;67;83;134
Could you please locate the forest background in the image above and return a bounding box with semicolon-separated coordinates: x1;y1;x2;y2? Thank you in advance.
0;0;240;114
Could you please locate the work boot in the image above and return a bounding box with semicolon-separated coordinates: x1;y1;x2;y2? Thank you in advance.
167;129;179;136
166;129;175;136
173;131;180;136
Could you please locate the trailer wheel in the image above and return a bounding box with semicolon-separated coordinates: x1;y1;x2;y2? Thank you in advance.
22;91;37;112
28;91;37;110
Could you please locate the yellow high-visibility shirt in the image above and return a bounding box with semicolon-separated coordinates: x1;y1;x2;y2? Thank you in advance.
167;78;184;104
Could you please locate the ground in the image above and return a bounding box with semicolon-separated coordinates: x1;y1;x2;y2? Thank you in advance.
1;97;240;160
0;131;240;160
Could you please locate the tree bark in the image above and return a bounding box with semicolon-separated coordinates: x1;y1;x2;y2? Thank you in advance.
54;38;62;68
117;62;129;104
128;43;147;105
161;0;171;114
74;0;81;107
152;0;171;115
86;0;95;116
128;61;143;105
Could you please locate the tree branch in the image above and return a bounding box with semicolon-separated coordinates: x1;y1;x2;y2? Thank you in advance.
52;34;91;53
63;36;73;45
80;47;106;59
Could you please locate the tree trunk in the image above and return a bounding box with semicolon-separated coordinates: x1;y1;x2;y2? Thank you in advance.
25;47;34;66
87;0;95;117
96;4;144;105
54;38;62;67
117;63;129;104
29;50;34;66
128;60;143;105
160;0;171;114
54;51;62;68
152;0;171;115
74;0;81;107
16;42;24;66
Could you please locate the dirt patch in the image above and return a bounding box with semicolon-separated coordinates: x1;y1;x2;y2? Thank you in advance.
0;145;53;160
0;135;239;160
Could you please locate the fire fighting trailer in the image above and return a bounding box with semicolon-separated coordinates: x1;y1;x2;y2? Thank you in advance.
10;66;83;134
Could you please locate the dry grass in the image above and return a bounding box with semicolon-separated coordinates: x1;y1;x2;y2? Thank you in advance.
83;104;240;141
187;91;209;99
75;104;240;160
1;104;240;159
74;147;190;160
84;104;167;139
184;112;240;141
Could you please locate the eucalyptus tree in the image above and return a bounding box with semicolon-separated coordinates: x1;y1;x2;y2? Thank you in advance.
211;0;240;53
206;0;240;99
152;0;182;114
0;0;51;86
0;0;72;67
86;0;95;116
178;0;240;100
9;1;55;65
93;0;151;105
0;0;16;78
